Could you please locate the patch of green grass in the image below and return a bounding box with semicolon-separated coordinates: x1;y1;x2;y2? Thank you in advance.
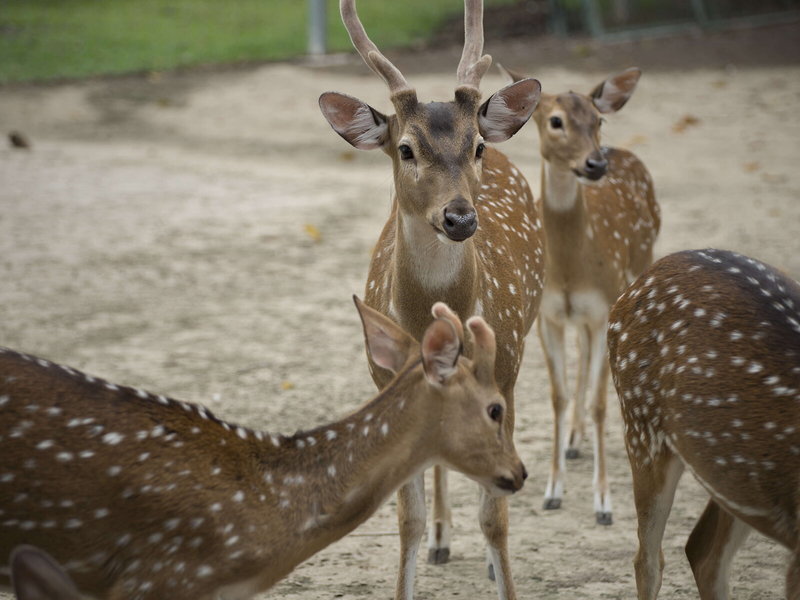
0;0;515;83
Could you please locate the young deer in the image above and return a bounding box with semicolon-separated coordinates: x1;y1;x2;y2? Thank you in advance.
500;65;660;524
608;249;800;599
10;545;80;600
319;2;544;598
0;299;525;600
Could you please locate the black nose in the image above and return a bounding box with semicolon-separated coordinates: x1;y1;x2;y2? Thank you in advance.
442;197;477;241
584;155;608;180
522;465;528;481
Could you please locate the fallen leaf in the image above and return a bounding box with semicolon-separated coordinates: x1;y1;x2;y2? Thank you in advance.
304;223;322;243
672;114;701;133
742;161;761;173
339;151;356;162
281;380;295;391
711;79;728;89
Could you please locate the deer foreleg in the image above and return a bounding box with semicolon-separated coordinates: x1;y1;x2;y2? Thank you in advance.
539;315;568;510
567;324;591;459
395;474;426;600
586;323;612;524
480;491;516;600
427;465;452;564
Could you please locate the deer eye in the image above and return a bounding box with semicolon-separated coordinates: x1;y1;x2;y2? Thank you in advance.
475;142;485;159
549;116;563;129
398;144;414;160
487;403;503;423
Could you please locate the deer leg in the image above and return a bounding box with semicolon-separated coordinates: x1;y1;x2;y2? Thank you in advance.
539;315;568;510
788;541;800;600
395;474;426;600
586;323;612;524
427;465;452;564
632;450;684;600
685;500;750;600
480;490;516;600
567;324;591;459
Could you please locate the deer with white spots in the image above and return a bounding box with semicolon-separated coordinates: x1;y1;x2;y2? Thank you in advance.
500;65;659;524
318;2;544;598
607;249;800;599
0;299;525;600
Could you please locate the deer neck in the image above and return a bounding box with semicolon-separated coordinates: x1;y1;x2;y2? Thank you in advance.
253;364;436;579
390;206;478;336
540;161;587;269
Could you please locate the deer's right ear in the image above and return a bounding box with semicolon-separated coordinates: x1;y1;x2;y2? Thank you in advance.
354;296;416;374
11;545;80;600
319;92;389;150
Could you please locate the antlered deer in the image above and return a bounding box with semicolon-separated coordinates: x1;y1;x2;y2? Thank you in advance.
500;65;659;524
608;249;800;599
0;299;525;600
319;2;545;598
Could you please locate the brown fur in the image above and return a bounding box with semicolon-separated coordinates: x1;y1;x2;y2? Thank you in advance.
608;248;800;598
0;303;523;600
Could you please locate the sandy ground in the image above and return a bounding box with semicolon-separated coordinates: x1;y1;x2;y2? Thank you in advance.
1;22;799;599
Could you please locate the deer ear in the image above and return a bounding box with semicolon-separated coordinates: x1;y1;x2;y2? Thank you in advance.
11;545;80;600
319;92;389;150
466;316;496;384
354;296;416;374
590;67;641;114
496;63;527;85
421;318;461;386
478;78;541;143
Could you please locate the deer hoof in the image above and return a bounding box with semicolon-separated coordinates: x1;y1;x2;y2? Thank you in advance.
487;562;496;581
595;511;613;526
427;547;450;565
565;448;580;459
542;497;561;510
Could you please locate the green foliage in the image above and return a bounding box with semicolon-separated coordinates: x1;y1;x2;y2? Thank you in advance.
0;0;515;83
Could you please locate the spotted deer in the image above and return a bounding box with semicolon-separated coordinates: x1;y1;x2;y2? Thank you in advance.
10;545;80;600
608;248;800;599
499;65;659;524
0;299;525;600
318;1;544;598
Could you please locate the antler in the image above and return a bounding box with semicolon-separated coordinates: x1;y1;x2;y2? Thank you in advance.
340;0;411;95
456;0;492;89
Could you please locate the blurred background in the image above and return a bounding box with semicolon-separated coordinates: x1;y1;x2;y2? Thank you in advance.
2;0;799;83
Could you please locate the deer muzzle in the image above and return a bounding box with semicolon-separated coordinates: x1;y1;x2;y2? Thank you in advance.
441;197;478;242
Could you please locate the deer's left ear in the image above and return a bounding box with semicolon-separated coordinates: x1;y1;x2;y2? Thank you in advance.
478;78;541;143
421;318;461;386
590;68;641;114
354;296;417;374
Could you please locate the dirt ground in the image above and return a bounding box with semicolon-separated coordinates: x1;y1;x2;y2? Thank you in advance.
1;20;799;600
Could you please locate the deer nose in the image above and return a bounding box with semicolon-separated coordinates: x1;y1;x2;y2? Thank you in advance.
522;464;529;481
442;197;477;242
584;155;608;180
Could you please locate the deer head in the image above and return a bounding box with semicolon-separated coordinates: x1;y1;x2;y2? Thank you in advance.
355;297;526;494
502;66;641;182
320;0;541;243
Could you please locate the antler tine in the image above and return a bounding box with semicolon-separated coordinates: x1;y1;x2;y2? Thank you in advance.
456;0;492;89
340;0;411;95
